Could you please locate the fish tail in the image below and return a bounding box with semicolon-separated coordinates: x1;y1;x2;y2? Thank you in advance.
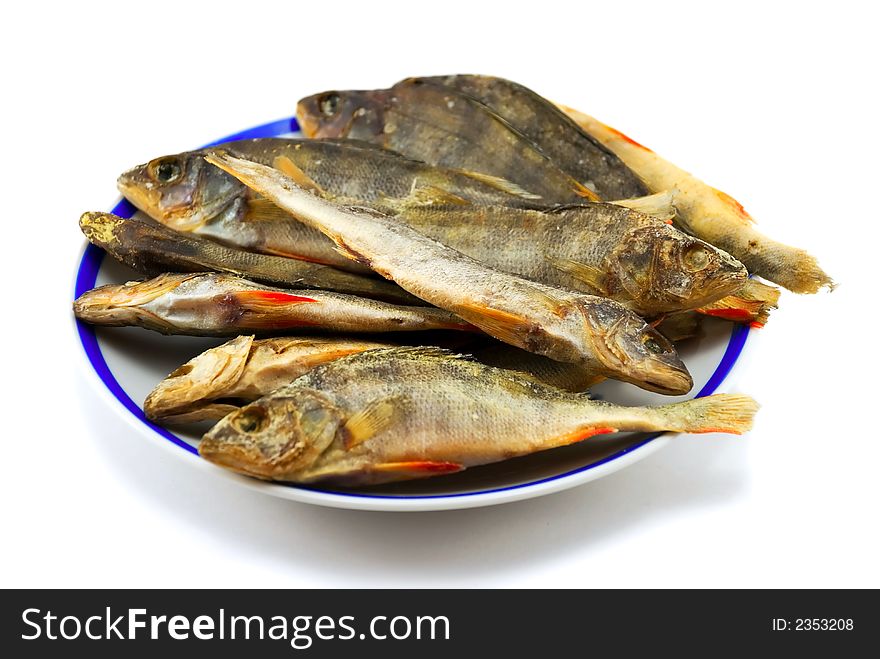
658;393;759;435
739;237;835;295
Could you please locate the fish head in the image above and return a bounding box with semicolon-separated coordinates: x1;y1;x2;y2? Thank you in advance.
200;389;345;480
606;226;748;313
117;149;246;232
296;89;387;140
72;274;189;331
585;300;693;395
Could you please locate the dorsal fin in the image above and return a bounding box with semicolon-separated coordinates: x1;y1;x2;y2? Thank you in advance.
273;155;327;195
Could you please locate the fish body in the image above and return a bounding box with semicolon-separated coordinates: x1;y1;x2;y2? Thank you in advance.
296;80;600;203
79;211;420;305
145;335;400;423
73;272;473;337
207;151;693;395
560;105;833;293
146;334;601;425
117;137;547;273
389;202;747;317
415;74;648;199
200;347;757;486
468;342;603;392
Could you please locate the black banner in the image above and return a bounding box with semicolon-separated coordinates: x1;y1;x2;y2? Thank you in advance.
1;589;874;656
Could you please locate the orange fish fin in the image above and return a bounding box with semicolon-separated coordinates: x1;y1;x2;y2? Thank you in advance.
573;181;601;201
604;124;653;152
672;394;759;435
456;301;535;346
554;426;618;446
712;187;754;223
343;396;401;449
371;461;464;477
273;156;326;196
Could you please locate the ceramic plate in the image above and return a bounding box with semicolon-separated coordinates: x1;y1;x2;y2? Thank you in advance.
74;116;752;511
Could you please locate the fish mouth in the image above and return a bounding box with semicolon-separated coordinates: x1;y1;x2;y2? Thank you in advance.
690;264;750;309
296;101;321;138
636;365;694;395
199;435;274;480
117;169;162;217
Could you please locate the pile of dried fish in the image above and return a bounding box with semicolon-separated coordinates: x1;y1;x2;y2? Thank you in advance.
74;74;831;488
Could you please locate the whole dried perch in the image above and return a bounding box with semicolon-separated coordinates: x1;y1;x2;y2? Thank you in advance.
79;211;421;305
560;105;833;294
145;335;400;424
296;79;600;203
413;74;649;200
117;137;546;274
73;272;474;337
385;201;748;317
200;347;758;486
206;151;694;395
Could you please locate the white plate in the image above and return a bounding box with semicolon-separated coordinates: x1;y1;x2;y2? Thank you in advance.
74;116;753;512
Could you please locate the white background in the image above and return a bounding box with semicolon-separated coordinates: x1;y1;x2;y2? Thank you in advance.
2;1;877;588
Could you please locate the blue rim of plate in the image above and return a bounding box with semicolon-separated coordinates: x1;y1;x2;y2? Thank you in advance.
74;115;750;501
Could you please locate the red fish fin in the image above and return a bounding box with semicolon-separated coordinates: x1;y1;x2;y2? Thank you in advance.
696;280;779;325
224;290;319;330
235;290;317;306
696;305;757;322
603;124;653;153
372;461;464;477
712;187;754;223
273;156;327;196
343;397;401;449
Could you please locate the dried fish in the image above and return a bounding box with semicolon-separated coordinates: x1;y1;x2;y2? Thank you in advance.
200;347;757;485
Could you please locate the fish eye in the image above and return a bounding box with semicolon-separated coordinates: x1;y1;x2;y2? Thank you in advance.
642;334;665;354
234;407;268;434
168;363;194;378
150;158;182;184
683;244;711;271
319;93;341;117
